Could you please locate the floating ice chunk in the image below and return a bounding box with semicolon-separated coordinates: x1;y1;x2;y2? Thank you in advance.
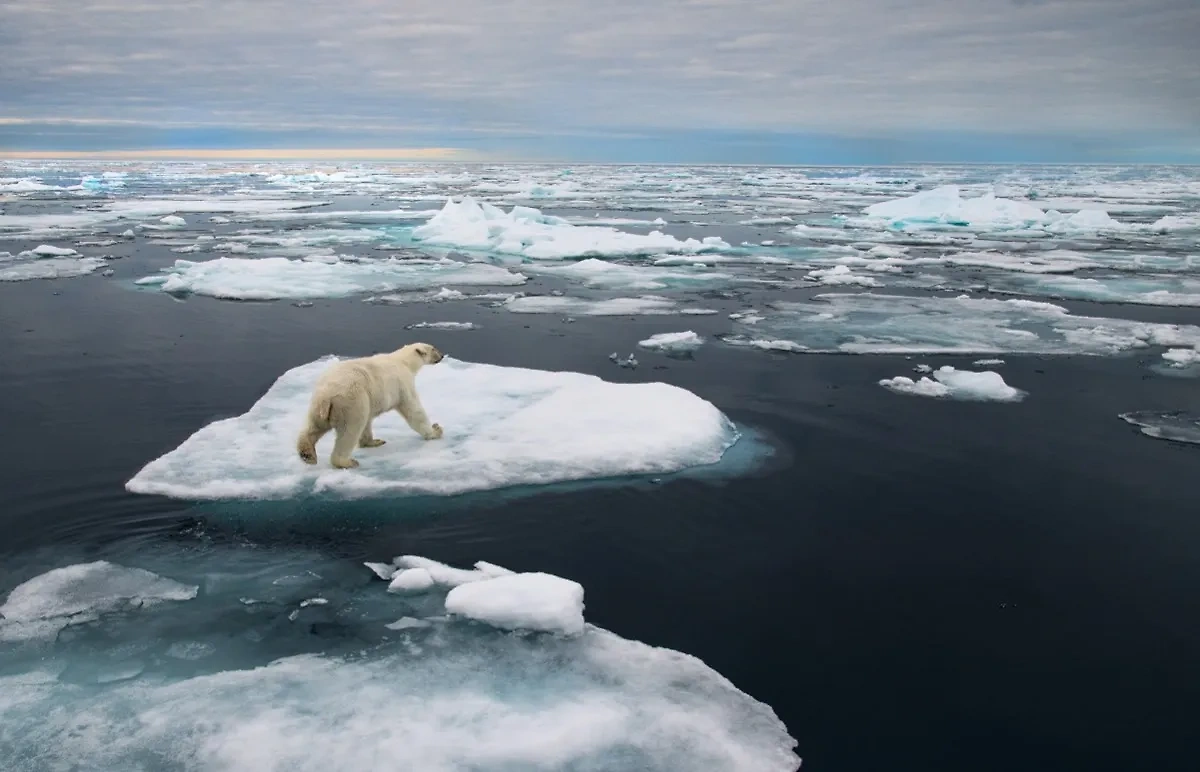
1161;348;1200;368
363;562;396;580
0;561;197;642
913;364;934;374
120;229;135;237
722;337;807;353
739;216;794;225
125;356;740;500
0;176;55;192
445;572;585;636
1119;411;1200;445
411;196;730;259
732;293;1200;355
805;265;880;287
405;321;478;330
881;366;1025;402
209;216;231;224
387;568;436;594
973;358;1006;367
986;274;1200;308
27;244;79;257
1043;208;1124;233
391;556;497;587
384;616;433;630
609;352;639;368
159;215;186;227
135;256;526;300
504;294;714;316
638;331;705;354
864;185;1047;228
1149;214;1200;233
0;257;108;282
533;258;732;291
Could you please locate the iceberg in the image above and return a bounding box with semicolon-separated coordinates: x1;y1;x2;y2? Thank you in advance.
134;256;526;300
638;331;705;355
0;561;197;642
730;293;1200;356
0;547;800;771
879;366;1026;402
125;355;741;500
1119;411;1200;446
503;294;717;316
410;196;730;259
532;258;733;290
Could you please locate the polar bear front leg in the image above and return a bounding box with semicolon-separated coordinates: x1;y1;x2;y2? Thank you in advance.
396;400;443;440
359;420;386;448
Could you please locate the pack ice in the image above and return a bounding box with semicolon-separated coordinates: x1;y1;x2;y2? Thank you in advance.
730;293;1200;356
135;256;526;300
410;196;730;259
862;185;1127;232
125;356;741;499
0;548;801;771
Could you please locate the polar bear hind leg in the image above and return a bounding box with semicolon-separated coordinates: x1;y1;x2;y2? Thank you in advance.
329;394;371;469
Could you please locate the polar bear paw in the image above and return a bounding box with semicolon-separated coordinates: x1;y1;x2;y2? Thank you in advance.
361;438;386;448
425;423;444;440
331;457;360;469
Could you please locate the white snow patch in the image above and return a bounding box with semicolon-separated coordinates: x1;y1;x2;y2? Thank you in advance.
125;356;740;500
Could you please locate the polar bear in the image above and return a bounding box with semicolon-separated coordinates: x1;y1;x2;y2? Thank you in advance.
296;342;445;469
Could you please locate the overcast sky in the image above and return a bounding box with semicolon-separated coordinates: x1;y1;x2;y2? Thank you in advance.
1;0;1197;161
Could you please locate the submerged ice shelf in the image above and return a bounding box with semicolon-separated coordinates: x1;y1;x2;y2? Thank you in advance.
0;547;800;771
125;356;742;500
728;293;1200;356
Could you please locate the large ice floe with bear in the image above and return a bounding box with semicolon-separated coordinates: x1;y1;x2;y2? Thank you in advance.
409;196;730;259
727;293;1200;356
126;356;742;500
0;548;801;771
134;256;527;300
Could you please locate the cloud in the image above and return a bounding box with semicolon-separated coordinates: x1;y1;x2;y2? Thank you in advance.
0;0;1195;159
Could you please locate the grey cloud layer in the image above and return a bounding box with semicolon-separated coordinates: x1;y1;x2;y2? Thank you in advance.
1;0;1196;136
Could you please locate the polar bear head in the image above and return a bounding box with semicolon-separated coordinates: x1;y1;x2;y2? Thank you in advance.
399;341;445;367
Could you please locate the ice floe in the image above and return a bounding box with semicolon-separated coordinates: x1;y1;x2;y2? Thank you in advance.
0;561;197;642
503;294;717;316
1119;411;1200;446
0;257;109;282
879;366;1026;402
730;293;1200;355
861;185;1128;233
532;258;732;290
985;274;1200;307
805;265;881;287
410;196;730;259
0;547;800;771
638;331;705;355
125;355;741;499
135;256;526;300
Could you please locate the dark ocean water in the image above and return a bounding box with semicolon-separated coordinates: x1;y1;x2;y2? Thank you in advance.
3;261;1199;770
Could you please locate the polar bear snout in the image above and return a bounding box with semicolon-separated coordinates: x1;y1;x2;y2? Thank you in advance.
421;344;445;364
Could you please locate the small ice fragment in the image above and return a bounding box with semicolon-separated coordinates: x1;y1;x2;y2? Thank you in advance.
387;568;435;594
913;364;933;374
299;597;329;607
159;215;186;227
880;366;1025;402
638;331;704;354
121;229;135;238
609;352;639;368
385;616;433;630
364;562;396;580
973;358;1006;367
444;572;586;636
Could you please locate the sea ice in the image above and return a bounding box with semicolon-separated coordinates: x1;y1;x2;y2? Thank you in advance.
124;355;741;499
159;215;187;227
880;366;1026;402
445;572;585;636
1119;411;1200;446
27;244;79;257
731;293;1200;356
0;257;108;282
0;561;197;642
387;568;436;594
0;547;800;771
405;321;478;330
973;358;1006;367
638;331;705;354
862;185;1126;233
532;258;732;291
135;256;526;300
805;265;880;287
503;294;717;316
1161;347;1200;368
985;274;1200;308
410;196;730;259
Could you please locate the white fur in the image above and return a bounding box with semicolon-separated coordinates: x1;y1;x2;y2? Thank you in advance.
296;342;445;469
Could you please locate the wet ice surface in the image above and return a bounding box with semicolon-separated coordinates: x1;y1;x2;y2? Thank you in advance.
0;545;799;772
